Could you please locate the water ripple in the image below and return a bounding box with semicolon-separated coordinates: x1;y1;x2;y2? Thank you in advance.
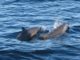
0;0;80;60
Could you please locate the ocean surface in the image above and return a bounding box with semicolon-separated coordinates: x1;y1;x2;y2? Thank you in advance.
0;0;80;60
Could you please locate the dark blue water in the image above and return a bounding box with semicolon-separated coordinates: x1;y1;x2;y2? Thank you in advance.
0;0;80;60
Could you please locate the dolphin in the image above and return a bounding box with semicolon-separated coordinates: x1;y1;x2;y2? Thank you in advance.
39;23;69;40
17;27;42;41
17;23;69;41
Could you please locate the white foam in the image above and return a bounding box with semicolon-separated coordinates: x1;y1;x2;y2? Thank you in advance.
53;20;63;29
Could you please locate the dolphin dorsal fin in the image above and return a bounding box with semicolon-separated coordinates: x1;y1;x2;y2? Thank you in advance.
21;27;26;31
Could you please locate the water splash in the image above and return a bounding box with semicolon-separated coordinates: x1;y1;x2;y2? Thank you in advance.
53;17;68;29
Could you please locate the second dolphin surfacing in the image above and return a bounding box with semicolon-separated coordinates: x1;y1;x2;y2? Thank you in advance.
39;23;69;40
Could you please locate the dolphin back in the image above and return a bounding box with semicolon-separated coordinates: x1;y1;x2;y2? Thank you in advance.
39;23;69;40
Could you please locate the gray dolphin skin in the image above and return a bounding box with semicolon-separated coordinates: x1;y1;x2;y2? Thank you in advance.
17;23;69;41
17;27;42;40
39;23;69;40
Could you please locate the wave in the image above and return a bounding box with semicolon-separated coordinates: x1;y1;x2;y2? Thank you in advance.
2;0;80;6
1;0;67;5
1;31;20;39
0;46;79;60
